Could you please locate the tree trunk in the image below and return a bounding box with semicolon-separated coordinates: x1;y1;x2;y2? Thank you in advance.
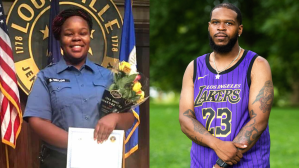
291;80;299;106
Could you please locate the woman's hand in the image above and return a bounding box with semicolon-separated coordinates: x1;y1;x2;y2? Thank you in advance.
94;113;119;143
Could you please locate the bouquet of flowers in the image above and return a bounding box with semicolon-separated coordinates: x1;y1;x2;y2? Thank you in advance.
99;61;148;118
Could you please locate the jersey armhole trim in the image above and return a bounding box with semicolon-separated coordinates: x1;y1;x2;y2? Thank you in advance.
193;58;197;83
247;54;258;88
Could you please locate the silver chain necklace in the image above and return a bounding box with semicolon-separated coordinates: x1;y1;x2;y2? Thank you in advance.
213;47;241;79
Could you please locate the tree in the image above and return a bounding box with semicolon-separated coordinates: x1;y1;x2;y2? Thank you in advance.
150;0;299;106
259;1;299;106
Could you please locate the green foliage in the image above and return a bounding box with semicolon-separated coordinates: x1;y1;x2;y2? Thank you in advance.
150;0;299;104
259;1;299;96
150;0;212;92
109;72;140;101
150;103;299;167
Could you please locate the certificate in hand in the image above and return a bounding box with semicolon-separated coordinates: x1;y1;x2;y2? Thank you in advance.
66;128;124;168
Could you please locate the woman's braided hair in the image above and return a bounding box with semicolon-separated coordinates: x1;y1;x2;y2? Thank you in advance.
52;7;93;40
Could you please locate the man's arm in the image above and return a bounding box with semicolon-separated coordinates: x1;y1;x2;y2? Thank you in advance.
233;56;273;153
179;61;246;165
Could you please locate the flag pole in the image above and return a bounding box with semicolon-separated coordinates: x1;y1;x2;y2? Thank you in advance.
5;145;9;168
120;0;140;158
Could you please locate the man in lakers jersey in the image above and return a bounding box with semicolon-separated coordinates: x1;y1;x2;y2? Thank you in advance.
179;3;273;168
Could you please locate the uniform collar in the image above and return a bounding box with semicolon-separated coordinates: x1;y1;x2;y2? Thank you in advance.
85;58;97;73
56;58;97;74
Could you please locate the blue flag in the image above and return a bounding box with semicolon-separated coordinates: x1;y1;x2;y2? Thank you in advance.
119;0;139;158
47;0;61;65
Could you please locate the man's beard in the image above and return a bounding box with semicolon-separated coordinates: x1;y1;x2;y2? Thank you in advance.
209;31;238;54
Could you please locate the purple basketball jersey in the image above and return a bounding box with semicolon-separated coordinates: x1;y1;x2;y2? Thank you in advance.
191;50;270;168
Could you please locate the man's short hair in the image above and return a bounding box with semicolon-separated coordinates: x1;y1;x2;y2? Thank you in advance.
210;3;242;25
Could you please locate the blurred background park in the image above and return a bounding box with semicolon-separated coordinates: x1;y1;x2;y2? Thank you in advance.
149;0;299;167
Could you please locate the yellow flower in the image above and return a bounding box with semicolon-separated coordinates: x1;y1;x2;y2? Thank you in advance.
132;82;142;92
137;91;145;103
119;61;131;74
137;91;145;99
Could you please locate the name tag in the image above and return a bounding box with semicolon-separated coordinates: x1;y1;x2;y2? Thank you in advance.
47;78;70;84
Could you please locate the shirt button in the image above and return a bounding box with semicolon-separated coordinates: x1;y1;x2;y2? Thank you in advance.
81;84;84;87
83;99;87;102
85;116;89;120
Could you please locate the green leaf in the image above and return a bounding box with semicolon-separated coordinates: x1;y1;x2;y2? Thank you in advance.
131;95;141;102
109;83;116;91
121;89;130;99
116;74;137;89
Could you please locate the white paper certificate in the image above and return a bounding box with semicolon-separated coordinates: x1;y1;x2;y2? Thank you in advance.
66;128;124;168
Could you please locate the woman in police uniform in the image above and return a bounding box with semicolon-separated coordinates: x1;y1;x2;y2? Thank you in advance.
23;8;134;168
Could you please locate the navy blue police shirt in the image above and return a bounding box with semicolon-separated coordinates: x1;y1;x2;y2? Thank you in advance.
23;58;113;154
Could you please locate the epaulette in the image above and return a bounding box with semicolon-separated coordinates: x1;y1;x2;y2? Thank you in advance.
45;62;56;68
94;63;103;67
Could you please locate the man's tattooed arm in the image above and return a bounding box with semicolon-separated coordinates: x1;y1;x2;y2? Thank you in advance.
225;57;273;159
252;80;274;113
234;81;273;153
234;110;260;148
182;109;212;146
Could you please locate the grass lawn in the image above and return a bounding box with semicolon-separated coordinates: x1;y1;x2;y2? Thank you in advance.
150;103;299;168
